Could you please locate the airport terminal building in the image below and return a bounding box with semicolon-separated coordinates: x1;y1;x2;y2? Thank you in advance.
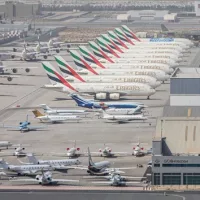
152;68;200;186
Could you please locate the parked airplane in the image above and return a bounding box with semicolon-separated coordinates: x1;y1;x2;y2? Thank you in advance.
100;34;182;62
69;50;170;82
90;144;128;157
70;93;144;109
56;55;161;88
23;153;81;167
32;110;81;123
0;144;27;157
4;115;46;132
91;173;144;187
42;62;156;100
10;170;79;185
107;31;183;57
101;110;147;123
52;141;83;158
40;104;89;116
78;46;174;74
0;159;55;176
0;61;37;75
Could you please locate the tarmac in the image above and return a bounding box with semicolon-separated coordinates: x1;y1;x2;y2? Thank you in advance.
0;35;199;190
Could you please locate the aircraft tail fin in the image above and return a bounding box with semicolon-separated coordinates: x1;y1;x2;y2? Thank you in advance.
32;109;45;117
88;147;94;166
0;159;9;169
121;25;141;42
96;37;120;58
27;153;39;164
55;55;86;82
40;104;52;111
79;46;106;69
70;93;93;108
42;61;78;92
88;41;115;63
114;28;134;45
69;50;99;75
161;24;169;32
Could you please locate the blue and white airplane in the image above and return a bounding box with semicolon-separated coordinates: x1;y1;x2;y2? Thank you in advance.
70;94;144;109
4;115;46;132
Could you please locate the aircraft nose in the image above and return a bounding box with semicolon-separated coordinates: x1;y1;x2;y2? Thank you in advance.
150;89;156;95
155;81;161;88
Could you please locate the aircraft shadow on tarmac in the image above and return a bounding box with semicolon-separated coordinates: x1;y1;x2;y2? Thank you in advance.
0;94;16;97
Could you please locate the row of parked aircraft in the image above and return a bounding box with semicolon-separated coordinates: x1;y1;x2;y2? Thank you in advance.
39;25;192;101
0;143;147;186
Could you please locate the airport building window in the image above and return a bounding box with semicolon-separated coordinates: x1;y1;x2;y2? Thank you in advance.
153;173;160;185
162;164;200;167
183;173;200;185
162;173;181;185
154;164;160;167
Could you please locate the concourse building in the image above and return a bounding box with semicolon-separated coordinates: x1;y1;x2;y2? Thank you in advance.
152;67;200;186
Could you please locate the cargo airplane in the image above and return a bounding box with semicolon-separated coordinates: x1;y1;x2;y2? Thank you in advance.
42;62;155;100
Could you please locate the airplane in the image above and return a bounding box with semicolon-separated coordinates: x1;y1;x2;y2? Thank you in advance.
78;45;174;73
20;153;81;168
100;34;182;62
90;144;128;157
91;173;144;187
51;140;84;158
69;50;170;82
107;31;184;57
0;60;37;74
6;44;49;61
0;159;55;176
4;115;46;132
70;93;144;109
32;109;81;123
95;37;179;68
10;170;79;185
0;144;27;157
100;110;148;123
42;62;156;100
55;55;161;88
40;104;89;116
114;27;189;51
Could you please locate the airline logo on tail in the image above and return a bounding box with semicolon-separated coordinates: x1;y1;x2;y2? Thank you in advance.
108;31;129;49
79;46;106;69
69;50;99;75
88;41;114;63
96;37;120;58
101;34;124;53
121;25;141;42
70;94;94;109
54;55;86;82
42;62;78;92
114;28;134;45
32;109;45;117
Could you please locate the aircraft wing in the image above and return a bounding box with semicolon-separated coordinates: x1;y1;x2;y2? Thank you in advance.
4;126;21;130
0;75;19;80
10;178;37;182
27;126;47;130
53;179;79;183
92;181;112;185
111;152;129;156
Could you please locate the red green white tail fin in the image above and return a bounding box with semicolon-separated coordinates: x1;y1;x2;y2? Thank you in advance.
114;28;134;45
54;55;86;82
121;25;141;42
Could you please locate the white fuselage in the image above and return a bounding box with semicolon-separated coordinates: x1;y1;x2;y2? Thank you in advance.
38;159;80;166
0;141;12;148
78;69;169;82
36;115;80;123
44;82;156;98
103;113;147;121
66;75;161;89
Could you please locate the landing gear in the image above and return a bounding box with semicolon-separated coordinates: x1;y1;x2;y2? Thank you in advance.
147;96;150;100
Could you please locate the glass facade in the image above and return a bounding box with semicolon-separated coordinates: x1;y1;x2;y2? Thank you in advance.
153;173;160;185
163;164;200;167
162;173;181;185
183;173;200;185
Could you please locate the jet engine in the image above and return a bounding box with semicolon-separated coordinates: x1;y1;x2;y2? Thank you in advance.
11;55;15;59
56;49;60;53
95;93;107;100
25;68;30;73
109;93;120;100
7;77;12;82
12;68;17;73
43;55;48;59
